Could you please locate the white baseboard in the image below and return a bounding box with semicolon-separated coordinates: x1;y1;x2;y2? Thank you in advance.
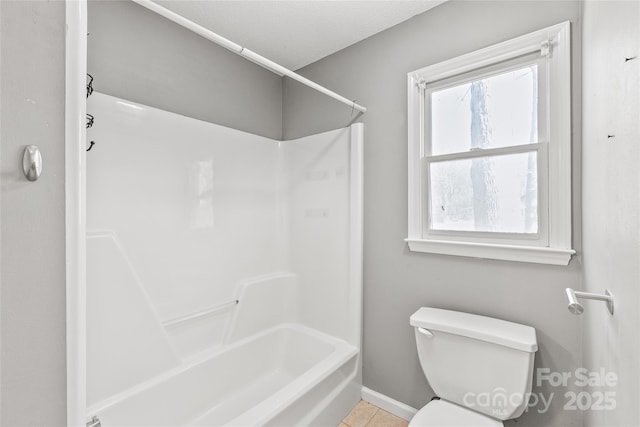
361;386;418;421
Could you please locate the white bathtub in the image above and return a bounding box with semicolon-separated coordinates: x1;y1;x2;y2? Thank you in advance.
88;324;358;426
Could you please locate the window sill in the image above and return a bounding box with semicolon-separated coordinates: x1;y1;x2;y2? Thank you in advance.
405;238;575;265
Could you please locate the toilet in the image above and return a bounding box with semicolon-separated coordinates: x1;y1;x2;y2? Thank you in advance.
409;308;538;426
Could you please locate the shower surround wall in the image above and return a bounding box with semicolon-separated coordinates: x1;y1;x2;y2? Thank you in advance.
85;92;362;424
87;93;283;366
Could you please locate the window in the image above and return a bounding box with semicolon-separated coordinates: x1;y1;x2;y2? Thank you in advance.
406;22;574;265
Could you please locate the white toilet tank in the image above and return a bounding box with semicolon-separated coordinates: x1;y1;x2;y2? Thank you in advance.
410;308;538;421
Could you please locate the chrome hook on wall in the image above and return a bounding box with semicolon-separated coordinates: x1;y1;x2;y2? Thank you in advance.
86;73;94;98
565;288;614;315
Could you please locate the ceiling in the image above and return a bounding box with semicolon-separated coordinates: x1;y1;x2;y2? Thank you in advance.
153;1;446;71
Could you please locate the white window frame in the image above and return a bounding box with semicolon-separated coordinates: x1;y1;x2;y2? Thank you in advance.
406;22;575;265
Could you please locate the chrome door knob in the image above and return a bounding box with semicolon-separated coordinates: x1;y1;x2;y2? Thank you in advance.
22;145;42;181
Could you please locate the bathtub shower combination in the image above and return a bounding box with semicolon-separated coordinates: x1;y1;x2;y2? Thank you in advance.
86;93;363;426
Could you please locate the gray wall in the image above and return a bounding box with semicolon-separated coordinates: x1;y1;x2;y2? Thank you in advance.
0;1;67;425
283;2;583;426
581;1;640;426
88;0;283;140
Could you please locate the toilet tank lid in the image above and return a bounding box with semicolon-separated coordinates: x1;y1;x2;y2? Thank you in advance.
410;307;538;352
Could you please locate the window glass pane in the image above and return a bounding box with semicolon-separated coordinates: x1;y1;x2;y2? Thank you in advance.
430;65;539;156
429;151;538;233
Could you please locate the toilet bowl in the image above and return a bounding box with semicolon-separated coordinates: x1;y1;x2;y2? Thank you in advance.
409;308;538;426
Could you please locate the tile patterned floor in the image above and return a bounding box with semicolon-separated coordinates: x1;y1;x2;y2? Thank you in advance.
339;400;409;427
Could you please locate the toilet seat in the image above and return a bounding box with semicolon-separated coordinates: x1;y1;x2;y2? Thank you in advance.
409;400;503;427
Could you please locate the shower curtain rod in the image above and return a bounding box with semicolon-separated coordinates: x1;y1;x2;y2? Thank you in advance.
132;0;368;114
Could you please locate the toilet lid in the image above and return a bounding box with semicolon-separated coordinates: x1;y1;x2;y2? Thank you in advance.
409;400;503;427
